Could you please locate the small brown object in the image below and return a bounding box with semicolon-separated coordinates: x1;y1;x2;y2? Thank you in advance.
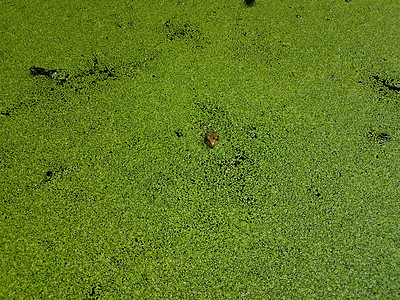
204;132;219;148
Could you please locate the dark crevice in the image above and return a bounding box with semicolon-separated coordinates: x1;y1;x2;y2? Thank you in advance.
370;75;400;94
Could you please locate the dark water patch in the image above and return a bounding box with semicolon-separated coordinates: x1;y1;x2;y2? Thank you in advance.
214;148;253;169
161;18;206;49
30;56;118;93
366;126;392;144
244;0;255;7
30;66;60;78
163;19;202;42
174;129;183;138
41;166;75;185
3;54;156;116
246;126;258;139
88;283;103;299
307;185;322;198
369;74;400;96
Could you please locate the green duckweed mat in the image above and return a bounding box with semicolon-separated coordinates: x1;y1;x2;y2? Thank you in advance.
1;0;399;298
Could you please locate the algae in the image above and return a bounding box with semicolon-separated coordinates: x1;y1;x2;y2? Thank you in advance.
1;0;399;298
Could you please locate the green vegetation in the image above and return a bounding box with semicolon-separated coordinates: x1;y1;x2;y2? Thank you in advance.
1;0;399;298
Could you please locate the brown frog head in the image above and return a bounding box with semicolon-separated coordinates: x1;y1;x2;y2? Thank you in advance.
204;130;219;148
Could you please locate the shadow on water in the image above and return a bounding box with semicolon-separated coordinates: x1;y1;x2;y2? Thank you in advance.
244;0;255;7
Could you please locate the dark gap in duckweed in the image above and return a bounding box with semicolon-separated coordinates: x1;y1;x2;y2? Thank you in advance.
42;166;74;184
174;130;183;138
1;96;39;117
377;132;391;141
247;126;258;139
244;0;255;7
216;149;253;168
123;136;140;148
370;74;400;94
366;127;392;144
30;66;60;78
243;195;258;207
31;56;117;90
308;185;322;198
2;54;155;116
39;238;57;252
89;284;103;299
163;19;203;42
